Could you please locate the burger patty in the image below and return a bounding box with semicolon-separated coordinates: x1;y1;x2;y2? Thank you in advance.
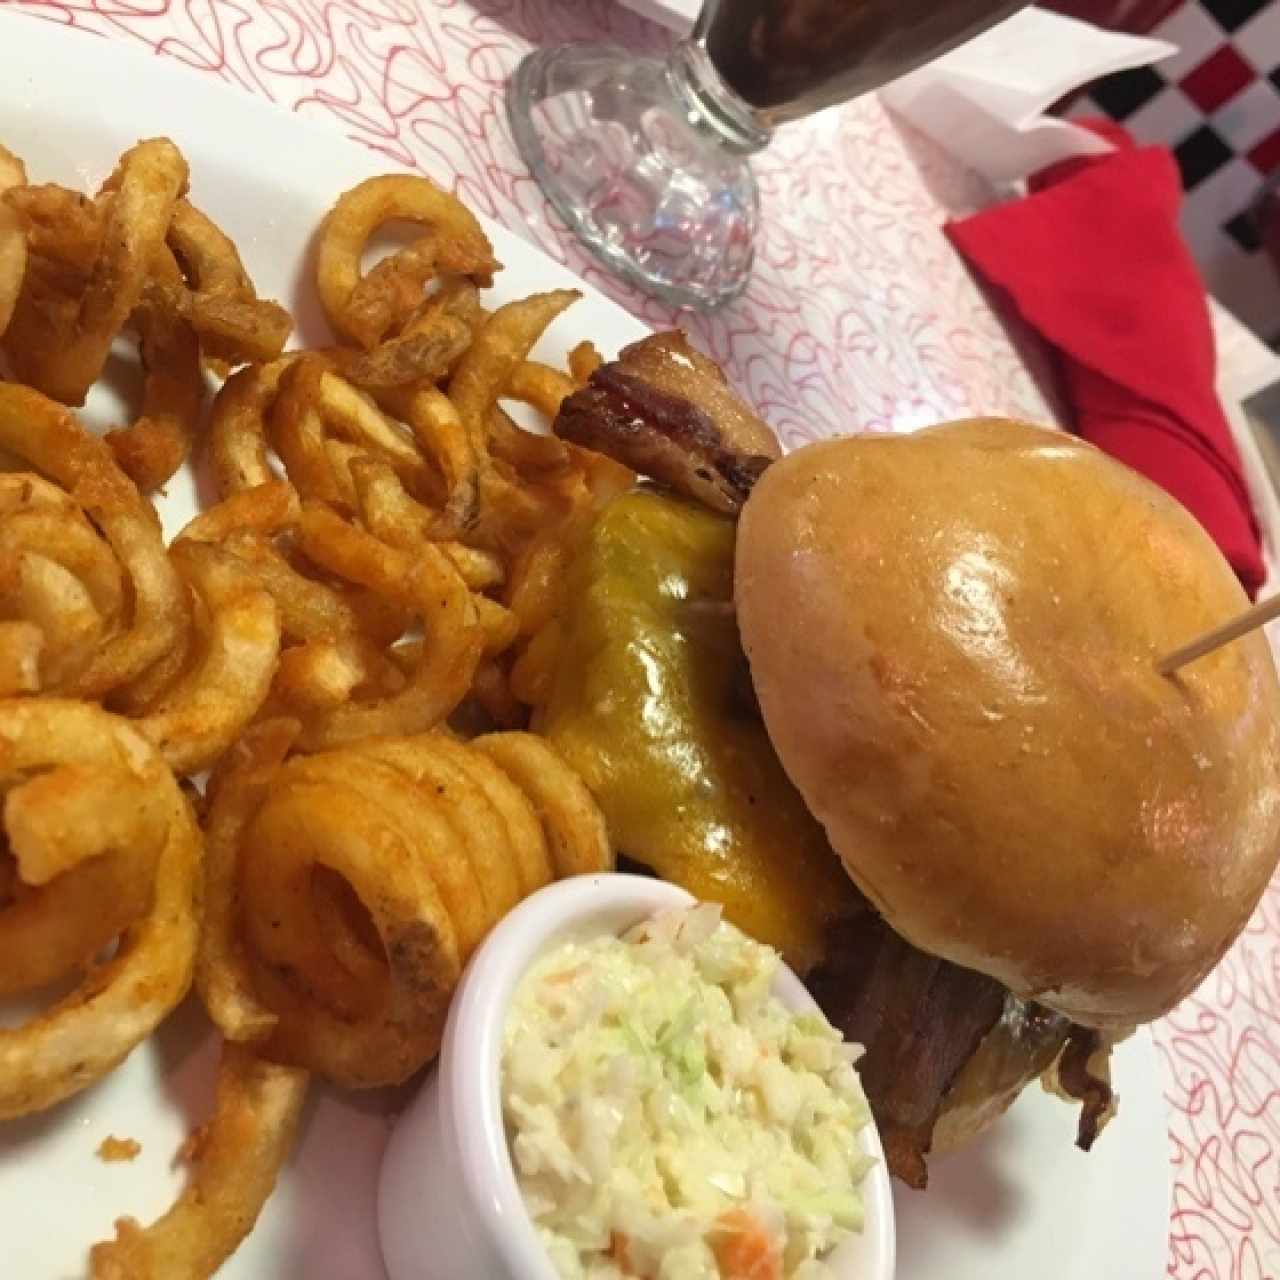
806;903;1115;1187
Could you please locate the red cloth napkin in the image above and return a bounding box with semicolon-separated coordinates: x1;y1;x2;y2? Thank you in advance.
945;121;1265;597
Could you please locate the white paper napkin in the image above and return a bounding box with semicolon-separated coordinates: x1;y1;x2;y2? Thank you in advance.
879;7;1176;185
614;0;699;30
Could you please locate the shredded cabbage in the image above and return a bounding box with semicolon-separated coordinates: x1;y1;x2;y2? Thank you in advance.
502;904;874;1279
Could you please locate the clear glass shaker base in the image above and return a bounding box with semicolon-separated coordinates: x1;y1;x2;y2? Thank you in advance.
507;44;761;311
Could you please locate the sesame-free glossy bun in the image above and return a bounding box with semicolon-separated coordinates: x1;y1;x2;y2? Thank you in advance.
735;419;1280;1028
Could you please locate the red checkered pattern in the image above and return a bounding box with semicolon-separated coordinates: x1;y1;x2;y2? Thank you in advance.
1180;43;1255;109
1063;0;1280;339
1251;123;1280;167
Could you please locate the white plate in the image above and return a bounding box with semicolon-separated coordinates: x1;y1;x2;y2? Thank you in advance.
895;1031;1169;1280
0;14;1169;1279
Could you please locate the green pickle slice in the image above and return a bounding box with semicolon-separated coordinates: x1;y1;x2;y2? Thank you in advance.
535;489;858;970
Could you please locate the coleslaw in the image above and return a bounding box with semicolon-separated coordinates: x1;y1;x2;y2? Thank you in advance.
502;903;875;1279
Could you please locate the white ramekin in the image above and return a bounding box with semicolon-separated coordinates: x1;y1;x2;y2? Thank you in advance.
378;872;896;1280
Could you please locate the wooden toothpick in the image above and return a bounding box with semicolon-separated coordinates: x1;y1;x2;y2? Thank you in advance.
1157;593;1280;676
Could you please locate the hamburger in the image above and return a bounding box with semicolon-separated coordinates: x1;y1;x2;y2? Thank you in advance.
539;332;1280;1186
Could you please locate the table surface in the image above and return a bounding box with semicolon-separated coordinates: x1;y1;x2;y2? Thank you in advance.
2;1;1277;1276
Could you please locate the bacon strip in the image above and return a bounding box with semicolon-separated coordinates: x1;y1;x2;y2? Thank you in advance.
1048;1025;1118;1152
553;331;779;514
808;904;1115;1186
807;908;1008;1188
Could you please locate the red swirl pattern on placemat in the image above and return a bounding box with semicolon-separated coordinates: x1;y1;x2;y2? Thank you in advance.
1;3;1276;1276
1160;870;1280;1279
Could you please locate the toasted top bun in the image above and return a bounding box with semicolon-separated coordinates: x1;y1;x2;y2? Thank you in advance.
736;419;1280;1028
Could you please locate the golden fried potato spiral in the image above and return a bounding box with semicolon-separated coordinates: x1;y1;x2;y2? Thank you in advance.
0;699;200;1119
0;474;126;692
0;384;190;702
198;725;612;1088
